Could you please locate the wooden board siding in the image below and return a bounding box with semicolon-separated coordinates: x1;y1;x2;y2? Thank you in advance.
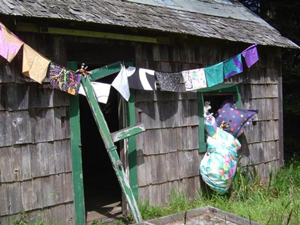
134;40;282;206
0;33;74;224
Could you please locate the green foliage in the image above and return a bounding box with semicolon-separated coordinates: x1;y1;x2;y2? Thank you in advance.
137;159;300;225
12;212;44;225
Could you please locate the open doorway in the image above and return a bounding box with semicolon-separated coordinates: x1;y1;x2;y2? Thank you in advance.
79;73;123;222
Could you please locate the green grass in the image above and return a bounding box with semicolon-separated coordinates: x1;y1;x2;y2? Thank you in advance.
137;159;300;225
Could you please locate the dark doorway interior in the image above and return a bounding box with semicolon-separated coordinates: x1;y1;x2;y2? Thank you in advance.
80;74;122;221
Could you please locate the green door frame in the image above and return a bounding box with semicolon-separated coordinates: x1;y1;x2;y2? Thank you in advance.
68;61;86;225
197;84;242;153
69;61;139;224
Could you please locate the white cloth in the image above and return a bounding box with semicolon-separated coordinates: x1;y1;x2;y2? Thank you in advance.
79;82;111;104
112;65;130;101
182;68;207;91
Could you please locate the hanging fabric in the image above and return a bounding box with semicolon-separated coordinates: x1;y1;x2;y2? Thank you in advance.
181;68;207;91
242;43;259;68
22;44;51;84
155;71;181;92
204;62;224;87
215;101;258;137
49;62;81;95
0;22;24;63
112;65;130;101
79;82;111;104
224;54;243;79
126;67;156;91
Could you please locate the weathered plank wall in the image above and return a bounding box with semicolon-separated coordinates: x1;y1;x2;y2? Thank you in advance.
0;32;74;224
133;38;282;206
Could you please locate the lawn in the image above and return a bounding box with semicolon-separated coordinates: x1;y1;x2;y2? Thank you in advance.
137;158;300;225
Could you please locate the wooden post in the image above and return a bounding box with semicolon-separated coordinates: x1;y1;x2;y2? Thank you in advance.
68;61;86;225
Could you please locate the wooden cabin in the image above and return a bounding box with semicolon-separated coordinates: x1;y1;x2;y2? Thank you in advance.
0;0;298;224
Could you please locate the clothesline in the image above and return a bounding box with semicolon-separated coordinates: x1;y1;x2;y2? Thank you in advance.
0;22;259;103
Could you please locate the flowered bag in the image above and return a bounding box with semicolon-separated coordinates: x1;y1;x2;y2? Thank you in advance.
200;128;241;194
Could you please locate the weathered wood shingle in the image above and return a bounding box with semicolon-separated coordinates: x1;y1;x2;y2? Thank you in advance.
0;0;298;48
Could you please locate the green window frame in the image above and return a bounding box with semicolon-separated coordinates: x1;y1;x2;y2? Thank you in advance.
197;84;242;153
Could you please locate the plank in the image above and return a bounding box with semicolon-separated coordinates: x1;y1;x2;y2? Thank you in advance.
28;84;54;109
53;89;70;107
148;184;162;206
0;111;12;147
64;172;74;202
111;123;145;143
32;177;43;209
0;183;9;216
178;150;200;179
178;99;198;127
54;140;66;174
0;146;13;182
30;108;54;143
143;129;162;155
138;186;149;204
137;155;148;187
53;174;64;205
176;126;199;151
53;107;69;140
11;111;32;145
166;152;179;181
65;203;75;225
161;128;177;153
21;179;33;211
149;156;158;184
5;83;29;111
157;100;179;128
263;141;279;162
42;176;56;207
0;59;16;83
156;154;167;184
64;140;72;173
21;144;32;180
7;182;22;214
31;142;53;178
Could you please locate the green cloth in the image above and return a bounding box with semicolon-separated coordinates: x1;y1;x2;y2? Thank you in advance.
205;62;224;87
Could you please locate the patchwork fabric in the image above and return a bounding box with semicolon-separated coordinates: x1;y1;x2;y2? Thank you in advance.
126;67;156;91
215;101;258;137
49;62;82;95
224;54;243;79
0;22;24;62
181;68;207;91
242;43;259;68
204;62;224;87
200;128;240;194
155;71;181;92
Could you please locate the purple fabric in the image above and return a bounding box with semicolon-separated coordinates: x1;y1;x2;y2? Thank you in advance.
0;24;24;62
242;44;259;68
215;101;258;137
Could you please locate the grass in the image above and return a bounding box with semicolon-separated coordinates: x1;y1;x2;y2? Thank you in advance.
12;159;300;225
137;158;300;225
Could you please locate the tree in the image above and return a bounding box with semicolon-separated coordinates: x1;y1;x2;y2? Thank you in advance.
240;0;300;160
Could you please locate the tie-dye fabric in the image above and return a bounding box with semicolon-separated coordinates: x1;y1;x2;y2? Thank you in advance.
224;54;243;79
49;62;82;95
